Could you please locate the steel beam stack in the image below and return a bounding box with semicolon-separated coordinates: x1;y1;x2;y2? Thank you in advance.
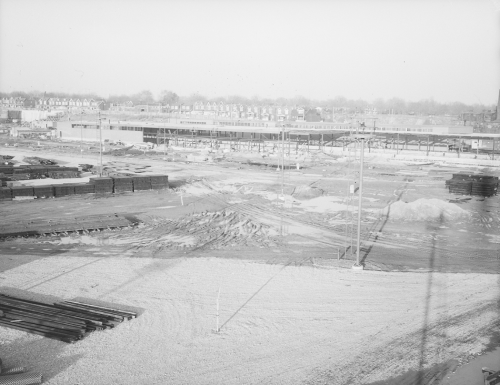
90;177;114;194
10;186;34;198
446;174;498;197
149;174;169;190
73;183;96;195
33;185;54;199
0;294;137;344
112;176;133;193
0;188;12;200
53;185;75;197
132;175;152;191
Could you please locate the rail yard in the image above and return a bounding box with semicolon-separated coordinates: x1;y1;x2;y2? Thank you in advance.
0;123;499;384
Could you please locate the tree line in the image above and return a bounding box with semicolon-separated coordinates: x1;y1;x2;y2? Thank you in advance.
0;90;495;116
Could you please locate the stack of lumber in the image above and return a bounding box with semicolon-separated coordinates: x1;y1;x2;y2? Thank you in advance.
10;186;34;198
132;175;151;191
78;164;93;172
0;188;12;200
446;174;498;197
112;176;133;193
73;183;95;195
47;170;80;179
149;174;169;190
0;214;137;238
23;156;56;166
11;169;30;181
53;185;75;197
33;186;54;199
0;295;137;343
0;167;14;176
28;168;48;180
0;358;43;385
470;175;498;197
90;177;114;194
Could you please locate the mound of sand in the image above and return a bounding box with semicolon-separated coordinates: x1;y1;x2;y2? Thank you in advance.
380;198;469;221
292;185;324;200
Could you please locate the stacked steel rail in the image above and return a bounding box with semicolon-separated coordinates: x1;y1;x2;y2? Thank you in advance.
0;166;80;182
0;214;137;238
0;174;169;201
111;176;133;193
149;174;169;190
446;174;499;197
0;295;137;343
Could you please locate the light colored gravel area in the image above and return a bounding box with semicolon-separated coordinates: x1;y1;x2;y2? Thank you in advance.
0;256;498;384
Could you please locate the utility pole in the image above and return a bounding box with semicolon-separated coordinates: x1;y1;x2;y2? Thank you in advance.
98;111;103;177
351;134;373;270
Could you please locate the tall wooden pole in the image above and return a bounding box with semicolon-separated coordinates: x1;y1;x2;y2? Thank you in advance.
355;138;365;267
99;111;103;177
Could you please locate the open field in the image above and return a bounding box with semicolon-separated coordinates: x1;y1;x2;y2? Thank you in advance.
0;138;499;384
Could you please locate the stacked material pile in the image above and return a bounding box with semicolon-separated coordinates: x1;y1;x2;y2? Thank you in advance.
112;176;133;193
23;157;57;166
53;184;75;197
0;167;13;176
0;295;137;343
0;188;12;200
0;174;169;201
132;175;152;191
27;167;48;180
470;175;498;197
0;175;9;187
446;174;498;197
73;183;95;195
1;166;80;181
0;214;137;238
11;169;30;181
90;177;114;194
0;358;43;385
33;185;54;199
47;167;80;179
149;174;169;190
10;186;34;198
78;164;93;172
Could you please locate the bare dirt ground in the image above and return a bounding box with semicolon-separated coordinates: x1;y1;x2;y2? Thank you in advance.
1;137;500;385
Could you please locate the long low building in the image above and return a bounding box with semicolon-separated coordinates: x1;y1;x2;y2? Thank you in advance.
55;118;500;154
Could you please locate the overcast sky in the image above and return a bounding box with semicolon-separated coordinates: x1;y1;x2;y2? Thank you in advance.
0;0;499;104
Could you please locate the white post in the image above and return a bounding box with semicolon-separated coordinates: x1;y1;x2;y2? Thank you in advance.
216;287;221;333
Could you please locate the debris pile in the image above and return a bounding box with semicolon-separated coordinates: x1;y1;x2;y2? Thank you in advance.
118;210;280;251
379;198;470;221
0;295;137;343
292;185;324;200
446;174;498;197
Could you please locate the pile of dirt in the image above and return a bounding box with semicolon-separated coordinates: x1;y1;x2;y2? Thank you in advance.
292;185;324;200
379;198;470;221
101;210;281;251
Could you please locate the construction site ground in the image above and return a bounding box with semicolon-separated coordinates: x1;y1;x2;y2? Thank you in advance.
1;138;500;385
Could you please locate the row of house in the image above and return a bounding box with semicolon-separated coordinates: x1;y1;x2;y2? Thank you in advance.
0;97;104;110
109;100;332;122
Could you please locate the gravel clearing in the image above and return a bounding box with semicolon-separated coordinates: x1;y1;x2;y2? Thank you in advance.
0;256;498;385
